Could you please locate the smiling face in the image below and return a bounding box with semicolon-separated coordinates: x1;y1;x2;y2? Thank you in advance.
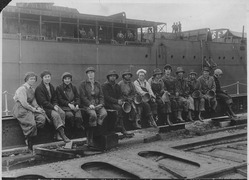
63;76;72;85
138;72;145;81
43;74;51;84
27;76;37;86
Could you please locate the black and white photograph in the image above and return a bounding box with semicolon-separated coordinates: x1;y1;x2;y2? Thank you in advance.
1;0;247;178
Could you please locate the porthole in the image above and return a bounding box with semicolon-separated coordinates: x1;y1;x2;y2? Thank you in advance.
204;56;206;59
182;56;185;59
145;54;148;58
171;55;174;58
193;56;196;59
218;57;221;59
223;56;225;59
240;57;243;60
158;55;161;58
232;57;234;60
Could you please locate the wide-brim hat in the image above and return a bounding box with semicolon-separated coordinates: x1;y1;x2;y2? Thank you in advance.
106;70;119;79
40;70;51;79
24;72;37;82
202;66;210;72
136;69;147;75
189;69;197;76
61;72;72;80
164;64;172;70
85;67;96;74
153;68;163;76
176;67;185;74
122;69;133;78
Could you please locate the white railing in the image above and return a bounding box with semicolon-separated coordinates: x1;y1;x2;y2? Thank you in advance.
221;81;247;95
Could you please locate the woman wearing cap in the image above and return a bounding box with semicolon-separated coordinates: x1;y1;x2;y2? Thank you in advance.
118;69;142;129
102;70;134;137
188;70;205;121
197;67;217;113
175;67;192;122
149;68;172;125
13;72;46;151
134;69;157;128
56;72;84;138
78;67;107;147
162;64;177;124
35;70;70;143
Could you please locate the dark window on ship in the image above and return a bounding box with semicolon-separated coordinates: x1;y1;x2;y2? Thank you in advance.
204;56;206;59
218;56;221;59
158;55;161;58
240;57;243;60
193;56;196;59
232;57;234;60
145;54;148;58
171;55;173;59
182;56;185;59
223;56;225;59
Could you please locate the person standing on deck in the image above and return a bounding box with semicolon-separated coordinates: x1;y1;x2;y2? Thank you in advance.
13;72;46;151
35;70;70;143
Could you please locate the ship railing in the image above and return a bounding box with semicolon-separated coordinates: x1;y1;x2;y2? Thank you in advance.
2;91;14;116
21;35;45;41
221;81;247;95
56;36;96;43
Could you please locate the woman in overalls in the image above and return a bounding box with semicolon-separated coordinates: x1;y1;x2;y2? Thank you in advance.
13;72;46;151
134;69;157;128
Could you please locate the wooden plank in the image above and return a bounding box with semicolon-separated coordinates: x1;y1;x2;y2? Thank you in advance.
34;147;76;159
200;151;245;163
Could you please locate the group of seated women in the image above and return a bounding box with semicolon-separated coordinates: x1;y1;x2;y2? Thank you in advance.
13;65;236;151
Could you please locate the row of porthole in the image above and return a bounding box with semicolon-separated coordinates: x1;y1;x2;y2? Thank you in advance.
145;54;243;60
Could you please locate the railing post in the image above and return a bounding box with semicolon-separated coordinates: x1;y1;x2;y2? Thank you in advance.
236;81;240;95
3;91;10;116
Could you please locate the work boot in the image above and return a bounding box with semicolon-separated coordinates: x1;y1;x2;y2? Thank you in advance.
165;114;173;126
177;111;185;123
58;127;70;143
148;115;157;128
86;128;94;147
227;104;237;118
25;137;33;151
187;111;194;122
198;112;204;122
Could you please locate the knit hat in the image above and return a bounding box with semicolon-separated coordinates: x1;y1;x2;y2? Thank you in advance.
40;70;51;79
136;69;147;75
24;72;37;82
61;72;72;81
